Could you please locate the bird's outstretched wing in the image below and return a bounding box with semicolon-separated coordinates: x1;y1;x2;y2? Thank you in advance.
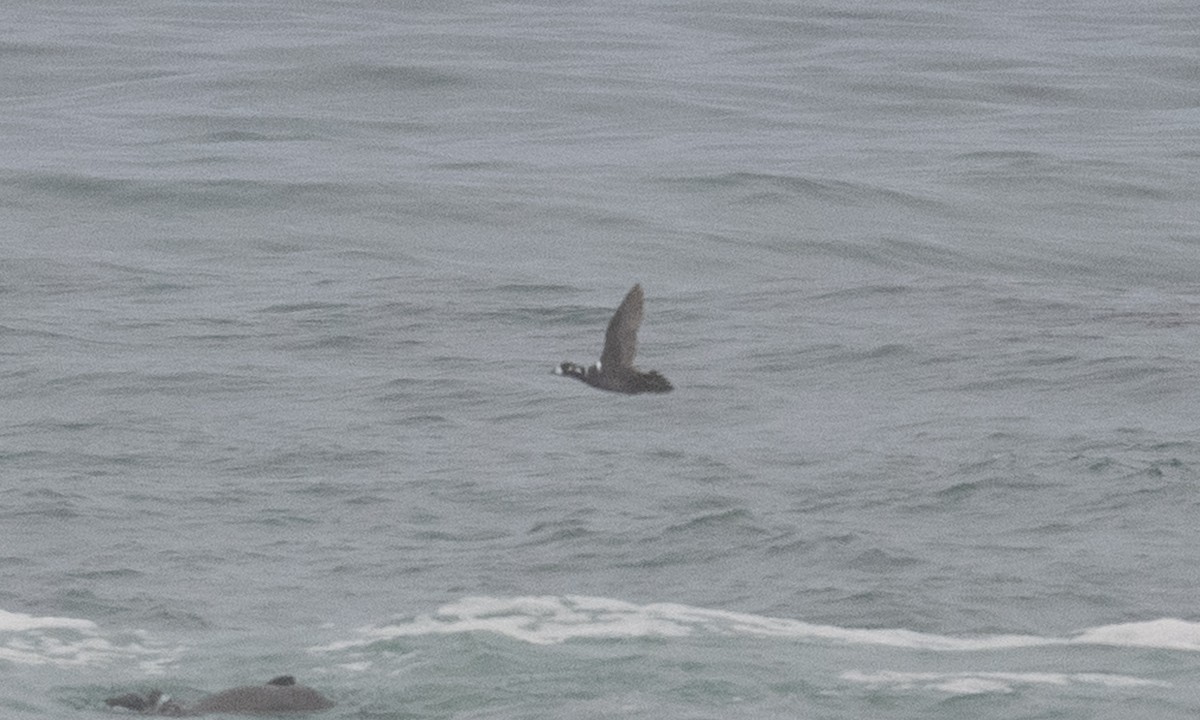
600;284;644;369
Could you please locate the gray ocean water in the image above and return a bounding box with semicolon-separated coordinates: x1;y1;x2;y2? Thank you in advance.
3;0;1200;717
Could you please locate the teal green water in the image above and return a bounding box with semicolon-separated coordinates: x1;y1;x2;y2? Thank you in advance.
3;1;1199;717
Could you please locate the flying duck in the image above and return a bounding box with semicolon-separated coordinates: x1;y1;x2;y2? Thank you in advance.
553;283;673;394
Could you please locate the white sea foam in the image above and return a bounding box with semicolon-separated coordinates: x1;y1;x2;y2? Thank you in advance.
0;609;97;633
0;607;180;672
841;670;1170;695
312;595;1200;655
1073;618;1200;651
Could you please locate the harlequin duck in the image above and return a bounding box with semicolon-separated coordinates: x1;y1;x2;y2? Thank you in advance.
554;284;673;394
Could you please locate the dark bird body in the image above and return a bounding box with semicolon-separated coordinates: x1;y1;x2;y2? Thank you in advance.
554;284;673;394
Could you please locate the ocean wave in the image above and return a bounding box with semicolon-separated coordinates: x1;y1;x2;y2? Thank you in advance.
841;669;1170;695
0;608;179;672
314;595;1200;653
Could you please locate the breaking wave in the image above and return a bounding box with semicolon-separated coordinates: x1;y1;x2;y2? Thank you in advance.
0;608;179;672
314;595;1200;652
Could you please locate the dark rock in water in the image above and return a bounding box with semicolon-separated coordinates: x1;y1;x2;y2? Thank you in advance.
106;693;154;712
190;683;332;714
105;676;333;715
